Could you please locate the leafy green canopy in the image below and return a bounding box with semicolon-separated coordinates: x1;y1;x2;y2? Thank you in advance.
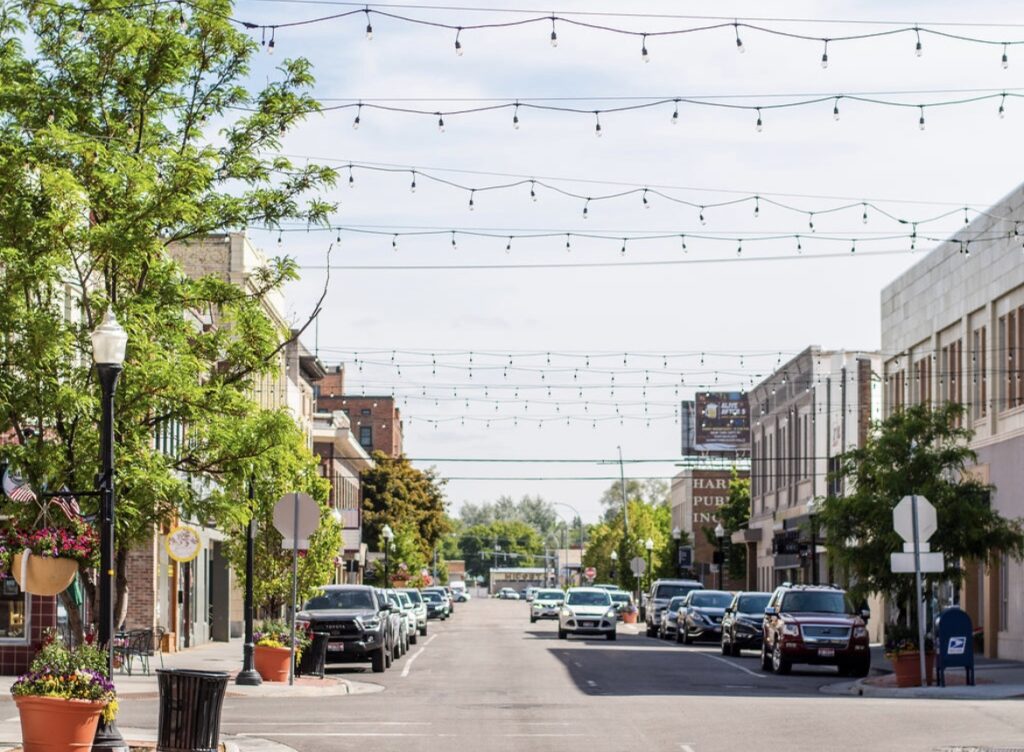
0;0;336;629
819;403;1024;604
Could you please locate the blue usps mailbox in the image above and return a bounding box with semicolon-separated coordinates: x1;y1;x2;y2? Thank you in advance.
935;606;975;687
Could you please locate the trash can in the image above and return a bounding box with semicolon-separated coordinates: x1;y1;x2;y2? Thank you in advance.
297;632;330;678
156;669;229;752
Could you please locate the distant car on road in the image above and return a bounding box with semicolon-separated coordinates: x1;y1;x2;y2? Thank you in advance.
296;585;394;673
593;583;619;592
398;588;428;636
608;590;634;620
720;591;772;656
658;595;688;639
645;579;704;637
677;590;734;644
558;587;617;641
423;586;455;614
498;587;521;600
421;589;450;620
530;588;564;622
760;584;871;677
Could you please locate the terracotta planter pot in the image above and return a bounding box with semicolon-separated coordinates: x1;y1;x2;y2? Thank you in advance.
254;645;292;682
15;695;104;752
12;552;78;596
891;651;936;687
621;611;638;624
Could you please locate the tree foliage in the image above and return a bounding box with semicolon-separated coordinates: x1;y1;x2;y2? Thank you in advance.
716;468;750;581
457;520;544;584
598;479;669;523
818;403;1024;607
0;0;335;634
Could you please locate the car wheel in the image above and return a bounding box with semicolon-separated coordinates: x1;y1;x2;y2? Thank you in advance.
721;636;730;656
371;647;386;673
852;659;871;678
646;624;657;638
771;641;791;675
760;642;773;672
410;632;418;646
419;625;427;637
606;631;616;641
731;642;742;657
558;629;567;640
384;646;393;669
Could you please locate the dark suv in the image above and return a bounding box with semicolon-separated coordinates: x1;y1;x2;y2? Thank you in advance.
644;579;703;637
760;585;870;677
720;591;772;656
296;585;396;673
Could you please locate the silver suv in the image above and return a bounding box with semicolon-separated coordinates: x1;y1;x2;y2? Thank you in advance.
644;579;704;637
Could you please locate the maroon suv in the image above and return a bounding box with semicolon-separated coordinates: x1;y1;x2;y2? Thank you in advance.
760;585;871;677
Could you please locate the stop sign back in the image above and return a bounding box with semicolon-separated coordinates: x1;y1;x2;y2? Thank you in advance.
584;566;596;580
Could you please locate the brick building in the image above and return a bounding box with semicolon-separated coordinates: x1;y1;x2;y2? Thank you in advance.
316;365;404;457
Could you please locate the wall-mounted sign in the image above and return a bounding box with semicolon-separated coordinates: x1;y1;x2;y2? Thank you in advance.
681;392;751;455
165;525;202;563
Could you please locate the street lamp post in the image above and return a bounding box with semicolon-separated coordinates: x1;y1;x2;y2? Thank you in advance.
90;309;129;752
672;526;682;577
714;523;725;590
806;499;819;585
235;479;262;686
610;550;618;583
644;537;654;593
382;524;394;585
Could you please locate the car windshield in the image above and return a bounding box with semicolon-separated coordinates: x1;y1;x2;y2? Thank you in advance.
398;593;412;607
304;589;375;611
737;594;771;613
668;596;687;610
609;592;630;604
566;591;611;607
655;584;700;600
422;591;443;603
536;590;563;601
690;592;734;608
402;590;423;604
781;591;853;614
387;593;401;606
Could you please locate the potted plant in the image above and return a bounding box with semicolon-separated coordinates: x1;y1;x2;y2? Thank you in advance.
10;522;97;596
11;633;117;752
621;603;639;624
884;624;935;687
253;620;310;682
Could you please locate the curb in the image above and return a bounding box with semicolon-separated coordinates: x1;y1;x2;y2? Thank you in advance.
820;677;1024;700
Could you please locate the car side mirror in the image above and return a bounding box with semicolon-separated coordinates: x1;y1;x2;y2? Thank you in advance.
860;608;871;622
380;604;392;613
764;606;777;617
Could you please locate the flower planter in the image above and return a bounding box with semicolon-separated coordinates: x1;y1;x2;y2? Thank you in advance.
891;651;936;687
621;611;638;624
12;552;78;596
15;695;104;752
254;645;292;682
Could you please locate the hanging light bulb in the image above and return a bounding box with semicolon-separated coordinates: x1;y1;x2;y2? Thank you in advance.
468;190;475;211
699;206;706;225
833;97;841;121
680;234;687;252
565;233;572;252
454;28;463;56
410;171;416;192
736;240;742;256
753;196;760;218
735;23;745;53
820;40;829;68
1002;44;1009;69
392;234;398;250
671;100;679;125
530;180;537;201
808;213;815;231
850;240;856;253
862;203;869;224
641;34;649;63
550;17;558;47
914;28;922;57
795;235;802;253
583;199;590;219
594;112;602;137
437;114;446;132
755;108;763;132
451;231;457;250
964;207;970;225
348;165;354;188
999;94;1006;118
267;33;275;54
352;103;362;129
513;102;520;130
365;9;373;40
621;239;627;256
505;236;512;254
642;189;650;209
918;106;926;130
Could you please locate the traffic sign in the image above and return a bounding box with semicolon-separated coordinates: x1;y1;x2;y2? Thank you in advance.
891;552;944;573
584;566;596;581
677;546;693;568
273;492;321;549
893;495;937;544
629;556;646;576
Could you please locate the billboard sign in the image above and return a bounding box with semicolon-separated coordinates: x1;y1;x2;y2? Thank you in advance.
683;392;750;454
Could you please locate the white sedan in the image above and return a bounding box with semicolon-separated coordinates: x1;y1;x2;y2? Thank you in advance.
558;588;617;641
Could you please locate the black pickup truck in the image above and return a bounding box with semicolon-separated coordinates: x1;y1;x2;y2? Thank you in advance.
296;585;396;672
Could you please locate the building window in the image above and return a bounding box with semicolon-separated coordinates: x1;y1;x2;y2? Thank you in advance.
360;408;372;416
973;327;987;419
914;356;932;406
359;425;373;450
0;578;28;642
998;308;1024;412
941;339;963;426
827;456;842;497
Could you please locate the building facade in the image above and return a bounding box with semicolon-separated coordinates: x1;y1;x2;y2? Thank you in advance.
746;347;881;596
880;182;1024;659
316;366;404;457
670;468;748;590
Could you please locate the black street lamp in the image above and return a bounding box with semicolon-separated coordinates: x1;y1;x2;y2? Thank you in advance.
714;523;725;590
806;498;819;585
672;526;682;577
90;309;129;752
235;479;262;686
644;537;654;593
382;524;394;585
609;550;618;582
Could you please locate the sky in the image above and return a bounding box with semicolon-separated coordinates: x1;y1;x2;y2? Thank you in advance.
230;0;1024;523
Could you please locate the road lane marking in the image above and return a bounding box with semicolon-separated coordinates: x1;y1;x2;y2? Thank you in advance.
680;744;696;752
425;633;438;646
401;632;438;677
699;652;767;679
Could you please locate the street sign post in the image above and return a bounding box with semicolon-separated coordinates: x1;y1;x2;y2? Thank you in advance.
273;492;321;685
891;494;939;688
584;566;597;582
629;556;646;576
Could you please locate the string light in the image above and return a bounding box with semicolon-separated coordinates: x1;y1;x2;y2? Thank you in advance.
680;234;687;252
753;196;760;218
364;8;373;40
918;105;926;130
594;112;602;137
451;230;457;250
620;238;627;256
582;198;590;219
699;207;706;225
862;203;869;224
437;113;446;132
353;102;362;129
999;93;1006;118
1003;44;1010;69
642;189;650;209
795;235;802;253
821;40;829;68
468;190;475;210
565;234;572;252
549;16;558;47
505;236;512;254
410;170;416;192
529;180;536;201
513;102;520;130
454;27;463;55
914;27;923;57
734;23;745;54
755;107;763;131
671;99;679;125
833;97;841;120
641;34;650;63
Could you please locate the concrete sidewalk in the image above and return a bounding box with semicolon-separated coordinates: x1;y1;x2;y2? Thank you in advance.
0;723;298;752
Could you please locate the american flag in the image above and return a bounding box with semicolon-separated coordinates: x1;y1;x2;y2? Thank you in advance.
2;468;36;504
51;488;82;521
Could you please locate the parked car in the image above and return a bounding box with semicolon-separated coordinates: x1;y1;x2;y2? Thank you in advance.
421;589;450;620
530;588;564;622
398;587;428;636
645;579;704;637
524;587;538;602
677;590;734;644
498;587;521;600
593;583;620;592
393;590;419;646
381;589;409;658
295;585;394;673
760;584;871;677
720;591;772;656
658;595;688;639
608;590;634;620
423;586;454;614
558;587;617;641
454;590;471;602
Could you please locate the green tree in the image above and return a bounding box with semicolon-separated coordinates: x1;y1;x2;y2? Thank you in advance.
818;403;1024;617
361;453;451;567
456;520;543;584
598;479;669;522
0;0;336;638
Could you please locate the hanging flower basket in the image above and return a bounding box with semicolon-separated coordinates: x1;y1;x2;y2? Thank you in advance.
12;551;78;596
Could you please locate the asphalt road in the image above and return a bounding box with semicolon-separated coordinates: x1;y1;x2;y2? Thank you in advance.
118;598;1024;752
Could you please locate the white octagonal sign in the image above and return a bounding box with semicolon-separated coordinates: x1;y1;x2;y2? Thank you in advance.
893;495;937;544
